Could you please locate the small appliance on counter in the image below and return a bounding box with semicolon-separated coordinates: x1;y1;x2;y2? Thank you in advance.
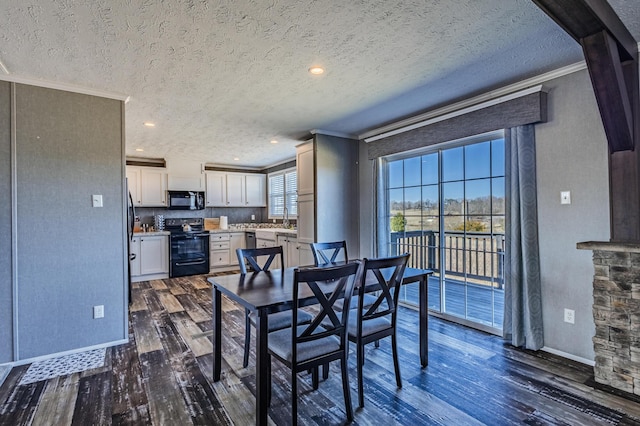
165;217;209;277
219;216;228;230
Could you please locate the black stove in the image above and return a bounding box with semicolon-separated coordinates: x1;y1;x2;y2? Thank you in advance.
165;218;209;277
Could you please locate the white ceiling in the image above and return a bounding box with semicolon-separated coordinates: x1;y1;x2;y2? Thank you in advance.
0;0;638;168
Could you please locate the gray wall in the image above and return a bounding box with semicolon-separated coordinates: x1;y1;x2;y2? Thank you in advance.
358;67;610;362
0;82;13;362
2;84;127;361
535;69;609;361
315;134;360;259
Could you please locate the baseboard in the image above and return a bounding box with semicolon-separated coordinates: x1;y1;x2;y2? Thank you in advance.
4;338;128;367
541;346;595;366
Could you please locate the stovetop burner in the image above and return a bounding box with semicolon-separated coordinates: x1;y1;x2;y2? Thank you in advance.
165;217;208;234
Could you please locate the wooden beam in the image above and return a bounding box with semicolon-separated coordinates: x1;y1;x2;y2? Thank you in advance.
582;30;635;152
532;0;637;61
533;0;640;242
533;0;638;152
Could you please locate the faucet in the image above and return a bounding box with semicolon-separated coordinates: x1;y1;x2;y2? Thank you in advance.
283;206;290;229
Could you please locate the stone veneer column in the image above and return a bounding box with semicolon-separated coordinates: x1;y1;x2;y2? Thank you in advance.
577;241;640;395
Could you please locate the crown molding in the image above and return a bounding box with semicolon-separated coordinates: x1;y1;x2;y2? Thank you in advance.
0;74;129;102
361;61;587;142
310;129;358;139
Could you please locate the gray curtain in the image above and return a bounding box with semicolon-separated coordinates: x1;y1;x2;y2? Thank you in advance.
504;125;544;350
374;158;389;258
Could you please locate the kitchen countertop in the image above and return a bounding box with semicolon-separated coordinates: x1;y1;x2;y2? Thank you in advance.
132;231;171;237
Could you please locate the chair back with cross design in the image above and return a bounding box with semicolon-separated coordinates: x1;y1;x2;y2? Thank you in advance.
310;241;348;266
236;246;284;274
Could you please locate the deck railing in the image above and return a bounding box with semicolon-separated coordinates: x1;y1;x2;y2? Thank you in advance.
390;230;505;289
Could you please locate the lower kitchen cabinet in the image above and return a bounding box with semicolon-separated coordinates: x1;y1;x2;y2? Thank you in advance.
277;234;299;268
210;231;246;271
131;234;169;282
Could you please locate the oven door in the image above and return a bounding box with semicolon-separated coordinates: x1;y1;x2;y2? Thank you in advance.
170;233;210;277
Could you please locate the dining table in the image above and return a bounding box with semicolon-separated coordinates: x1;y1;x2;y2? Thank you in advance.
208;265;433;425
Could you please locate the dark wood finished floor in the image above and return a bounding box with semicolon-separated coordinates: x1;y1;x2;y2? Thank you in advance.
1;273;640;425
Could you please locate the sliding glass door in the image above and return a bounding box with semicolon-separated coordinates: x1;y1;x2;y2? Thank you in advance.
385;132;505;331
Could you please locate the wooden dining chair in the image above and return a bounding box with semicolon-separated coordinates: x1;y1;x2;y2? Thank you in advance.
236;247;313;368
267;262;360;425
311;241;377;312
310;241;349;266
348;252;410;408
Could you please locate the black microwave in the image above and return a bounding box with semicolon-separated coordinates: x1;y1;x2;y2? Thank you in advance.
167;191;205;210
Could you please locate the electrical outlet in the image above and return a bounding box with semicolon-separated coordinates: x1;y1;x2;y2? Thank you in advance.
93;305;104;319
564;308;575;324
251;214;255;221
560;191;571;205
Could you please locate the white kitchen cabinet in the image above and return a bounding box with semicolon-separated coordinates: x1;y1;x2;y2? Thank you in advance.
166;159;205;191
140;235;168;275
277;234;299;268
244;174;266;206
229;232;245;265
226;173;245;206
210;232;231;267
296;193;315;266
205;171;266;207
256;235;281;269
205;172;226;207
130;237;141;276
131;234;169;282
296;141;314;195
127;166;168;207
210;232;245;270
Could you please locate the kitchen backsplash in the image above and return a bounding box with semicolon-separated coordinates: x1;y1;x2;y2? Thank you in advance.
134;206;295;228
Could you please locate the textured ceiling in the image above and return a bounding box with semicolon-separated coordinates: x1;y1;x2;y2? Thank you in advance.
0;0;638;168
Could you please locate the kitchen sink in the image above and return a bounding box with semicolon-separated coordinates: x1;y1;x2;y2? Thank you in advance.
255;228;296;240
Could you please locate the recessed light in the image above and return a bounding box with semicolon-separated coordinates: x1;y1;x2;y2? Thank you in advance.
135;148;144;152
309;66;324;75
270;140;278;144
233;157;240;161
143;122;155;127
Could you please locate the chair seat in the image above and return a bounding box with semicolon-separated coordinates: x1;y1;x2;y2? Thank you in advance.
335;293;377;311
249;310;313;332
269;325;341;363
347;316;391;338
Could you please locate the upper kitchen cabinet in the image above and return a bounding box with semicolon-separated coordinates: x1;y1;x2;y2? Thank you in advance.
296;135;359;261
127;166;168;207
205;171;266;207
166;159;205;191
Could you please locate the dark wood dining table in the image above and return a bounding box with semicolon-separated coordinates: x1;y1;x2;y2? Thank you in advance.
208;265;433;425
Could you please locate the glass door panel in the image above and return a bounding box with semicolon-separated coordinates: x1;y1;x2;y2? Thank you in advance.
387;134;505;331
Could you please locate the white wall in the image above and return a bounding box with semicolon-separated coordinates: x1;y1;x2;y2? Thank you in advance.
535;69;610;361
358;67;611;362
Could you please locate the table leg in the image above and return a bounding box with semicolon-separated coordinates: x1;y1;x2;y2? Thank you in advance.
419;274;429;367
255;309;269;426
213;288;222;381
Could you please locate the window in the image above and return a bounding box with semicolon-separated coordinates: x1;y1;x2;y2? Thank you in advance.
268;167;297;219
384;131;505;331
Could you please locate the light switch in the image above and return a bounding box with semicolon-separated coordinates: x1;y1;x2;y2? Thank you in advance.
92;194;103;207
560;191;571;205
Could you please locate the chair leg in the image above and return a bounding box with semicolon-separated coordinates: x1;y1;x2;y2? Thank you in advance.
391;334;402;389
292;368;298;426
312;366;319;390
375;339;380;348
267;355;272;406
340;356;353;422
243;310;251;368
322;362;329;380
357;342;365;408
